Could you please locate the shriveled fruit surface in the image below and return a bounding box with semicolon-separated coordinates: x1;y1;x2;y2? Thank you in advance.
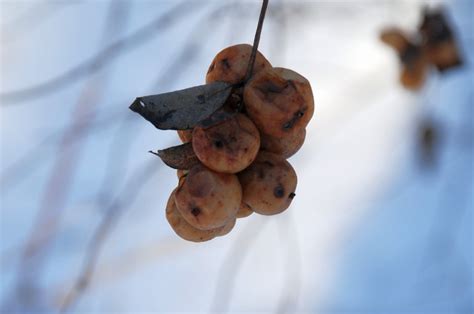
158;44;314;241
206;44;272;85
260;128;306;159
166;190;223;242
244;67;313;138
238;152;297;215
175;164;242;230
192;113;260;173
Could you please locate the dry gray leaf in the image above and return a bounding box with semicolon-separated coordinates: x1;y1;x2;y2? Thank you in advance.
129;82;232;130
153;143;200;170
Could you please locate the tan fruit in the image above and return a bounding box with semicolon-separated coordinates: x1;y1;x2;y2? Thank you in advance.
177;130;193;143
217;218;236;237
192;113;260;173
238;152;297;215
166;190;222;242
244;67;314;138
176;169;189;179
260;128;306;159
236;202;253;218
175;164;241;230
206;44;272;84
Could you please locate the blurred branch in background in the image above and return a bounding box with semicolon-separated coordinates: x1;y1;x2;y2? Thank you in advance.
0;1;202;106
0;109;125;194
59;159;161;313
211;219;269;313
0;0;81;45
6;2;132;312
276;213;302;314
59;2;239;312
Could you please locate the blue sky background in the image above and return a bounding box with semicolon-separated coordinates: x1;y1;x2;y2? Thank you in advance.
0;0;472;313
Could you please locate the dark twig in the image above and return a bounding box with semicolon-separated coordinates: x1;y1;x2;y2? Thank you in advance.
244;0;269;83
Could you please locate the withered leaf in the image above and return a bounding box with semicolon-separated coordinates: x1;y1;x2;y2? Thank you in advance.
154;142;200;170
129;82;232;130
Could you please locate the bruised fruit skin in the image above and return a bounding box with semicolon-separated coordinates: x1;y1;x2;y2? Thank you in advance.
178;130;193;143
206;44;272;85
244;67;314;138
175;164;242;230
238;152;297;215
236;202;253;218
260;128;306;159
192;113;260;173
166;190;222;242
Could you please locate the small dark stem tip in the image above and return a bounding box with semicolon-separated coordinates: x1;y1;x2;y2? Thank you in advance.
244;0;269;83
148;150;160;157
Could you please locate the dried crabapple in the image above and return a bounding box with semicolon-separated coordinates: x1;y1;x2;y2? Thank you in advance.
206;44;272;85
166;189;221;242
192;113;260;173
236;202;253;218
260;128;306;159
176;169;189;179
218;217;236;236
238;151;297;215
177;129;193;143
244;67;314;138
175;164;241;230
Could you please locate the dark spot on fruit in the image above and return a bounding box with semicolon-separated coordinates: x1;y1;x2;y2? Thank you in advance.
282;109;306;130
257;80;288;96
289;192;296;199
274;184;285;198
214;140;224;148
191;207;201;217
222;58;231;69
264;161;274;167
288;80;297;90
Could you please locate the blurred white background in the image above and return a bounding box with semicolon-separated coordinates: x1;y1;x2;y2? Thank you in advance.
1;0;472;313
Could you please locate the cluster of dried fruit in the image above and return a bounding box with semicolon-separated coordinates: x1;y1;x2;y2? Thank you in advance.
164;44;314;242
380;7;462;90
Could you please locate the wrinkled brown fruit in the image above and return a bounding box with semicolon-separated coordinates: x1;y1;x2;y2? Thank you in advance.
192;113;260;173
218;217;236;236
261;128;306;159
178;130;193;143
238;152;297;215
206;44;272;85
166;190;222;242
175;164;241;230
236;202;253;218
244;67;314;138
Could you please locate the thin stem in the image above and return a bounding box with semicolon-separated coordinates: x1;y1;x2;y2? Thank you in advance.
244;0;269;82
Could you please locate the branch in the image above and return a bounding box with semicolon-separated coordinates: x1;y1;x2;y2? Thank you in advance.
244;0;269;83
0;1;202;105
59;160;161;313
